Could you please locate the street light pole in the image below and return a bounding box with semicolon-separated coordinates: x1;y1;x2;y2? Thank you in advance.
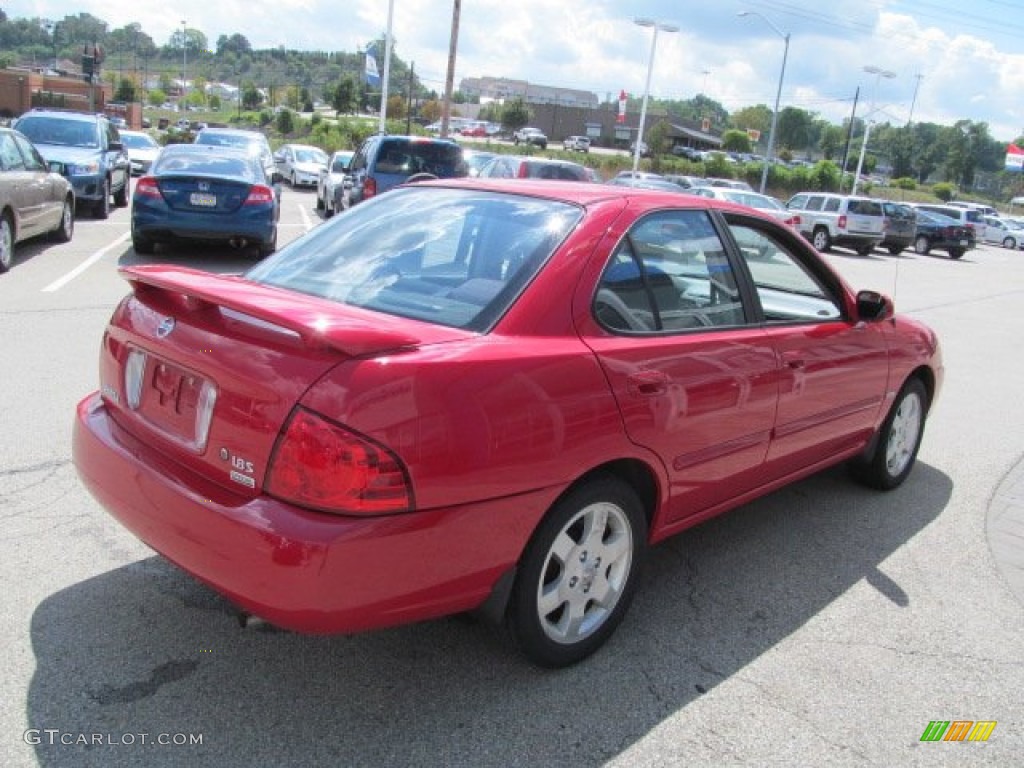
181;20;188;109
852;65;896;196
739;11;790;194
632;18;679;176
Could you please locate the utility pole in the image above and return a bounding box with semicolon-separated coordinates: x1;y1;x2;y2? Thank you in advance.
906;73;923;126
406;62;415;135
440;0;461;139
839;87;859;193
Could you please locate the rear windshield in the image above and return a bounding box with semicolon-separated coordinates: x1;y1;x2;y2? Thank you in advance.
525;162;588;181
247;187;581;331
154;149;256;180
847;199;882;215
965;210;983;223
375;140;465;177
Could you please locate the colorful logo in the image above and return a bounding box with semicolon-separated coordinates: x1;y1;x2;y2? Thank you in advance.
920;721;997;742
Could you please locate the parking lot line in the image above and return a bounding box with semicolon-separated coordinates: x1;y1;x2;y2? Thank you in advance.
42;232;130;293
297;203;313;232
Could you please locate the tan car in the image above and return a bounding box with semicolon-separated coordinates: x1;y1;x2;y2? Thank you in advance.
0;126;74;273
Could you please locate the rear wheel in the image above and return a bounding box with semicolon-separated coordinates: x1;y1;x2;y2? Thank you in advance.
856;244;874;256
887;245;903;255
132;235;155;254
258;230;278;258
315;188;324;210
93;180;110;220
508;475;646;668
850;378;928;490
913;234;931;255
51;197;74;242
811;227;832;252
1003;237;1016;249
949;249;964;260
0;213;14;272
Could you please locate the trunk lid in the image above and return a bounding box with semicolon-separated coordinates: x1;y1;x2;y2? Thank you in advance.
100;265;471;496
156;176;252;214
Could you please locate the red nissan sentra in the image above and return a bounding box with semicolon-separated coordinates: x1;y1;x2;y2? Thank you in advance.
73;179;942;667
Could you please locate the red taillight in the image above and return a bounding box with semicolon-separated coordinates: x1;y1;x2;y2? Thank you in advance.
363;176;377;199
838;214;847;229
134;176;161;199
785;214;800;228
244;184;275;206
266;408;412;515
517;163;529;178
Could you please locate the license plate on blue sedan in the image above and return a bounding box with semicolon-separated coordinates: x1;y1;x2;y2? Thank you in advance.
189;192;217;207
960;239;968;246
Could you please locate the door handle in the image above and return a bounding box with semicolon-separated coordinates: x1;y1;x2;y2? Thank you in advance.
626;370;669;397
781;351;805;369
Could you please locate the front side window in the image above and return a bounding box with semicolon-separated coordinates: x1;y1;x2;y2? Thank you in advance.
726;217;843;323
595;210;747;333
0;133;25;171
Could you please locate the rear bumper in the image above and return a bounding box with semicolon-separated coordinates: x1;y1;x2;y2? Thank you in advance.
72;393;544;634
132;204;276;246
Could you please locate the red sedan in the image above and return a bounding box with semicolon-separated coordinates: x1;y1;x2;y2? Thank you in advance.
73;179;942;667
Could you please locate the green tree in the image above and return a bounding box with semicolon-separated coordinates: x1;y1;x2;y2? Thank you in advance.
775;107;814;155
721;129;752;153
276;108;294;134
818;123;844;161
147;88;166;107
730;105;772;135
331;77;357;115
114;77;135;102
501;97;530;133
242;82;262;110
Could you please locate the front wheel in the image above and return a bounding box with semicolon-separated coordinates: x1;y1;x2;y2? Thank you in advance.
93;179;110;220
913;235;931;255
949;249;964;260
850;378;928;490
508;475;646;668
1003;237;1016;249
887;245;903;255
113;179;128;207
856;244;874;256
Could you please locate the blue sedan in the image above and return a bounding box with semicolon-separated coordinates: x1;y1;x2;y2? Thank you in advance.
131;144;280;257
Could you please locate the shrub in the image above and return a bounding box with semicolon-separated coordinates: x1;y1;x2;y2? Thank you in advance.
893;176;917;190
275;108;295;135
932;182;955;201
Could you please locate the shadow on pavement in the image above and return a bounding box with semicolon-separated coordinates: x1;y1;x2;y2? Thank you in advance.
28;463;951;767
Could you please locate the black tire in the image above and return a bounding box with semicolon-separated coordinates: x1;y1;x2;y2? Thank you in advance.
811;227;832;252
949;249;964;260
887;245;903;255
856;244;874;256
315;190;324;210
132;235;155;254
50;197;74;243
850;378;928;491
508;475;646;668
0;212;14;273
93;179;110;220
913;235;931;255
1003;237;1016;249
258;231;277;258
113;179;129;208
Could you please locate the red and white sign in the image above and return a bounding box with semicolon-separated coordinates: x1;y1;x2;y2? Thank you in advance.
1006;143;1024;172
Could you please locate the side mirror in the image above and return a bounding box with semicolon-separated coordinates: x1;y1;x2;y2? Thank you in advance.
271;171;284;184
856;290;894;322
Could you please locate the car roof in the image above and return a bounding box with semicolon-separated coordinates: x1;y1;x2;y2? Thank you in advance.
409;177;769;214
18;109;101;123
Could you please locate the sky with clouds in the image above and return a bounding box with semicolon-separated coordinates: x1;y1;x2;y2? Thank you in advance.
7;0;1024;140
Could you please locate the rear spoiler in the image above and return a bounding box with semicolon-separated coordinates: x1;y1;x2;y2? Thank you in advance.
119;265;429;357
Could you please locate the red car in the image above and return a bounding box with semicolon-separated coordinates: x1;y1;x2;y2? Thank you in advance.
73;180;942;668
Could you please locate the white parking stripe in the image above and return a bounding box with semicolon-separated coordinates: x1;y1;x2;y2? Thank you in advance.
297;203;313;232
42;232;130;293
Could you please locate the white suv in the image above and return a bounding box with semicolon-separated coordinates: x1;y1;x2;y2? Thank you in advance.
785;192;886;255
562;135;591;153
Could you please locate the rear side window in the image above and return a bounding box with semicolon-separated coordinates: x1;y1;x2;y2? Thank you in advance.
824;198;841;212
595;210;747;333
376;140;465;178
965;210;983;224
847;200;882;215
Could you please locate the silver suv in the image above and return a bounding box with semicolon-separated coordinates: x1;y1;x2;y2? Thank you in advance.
562;135;591;152
785;192;885;255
